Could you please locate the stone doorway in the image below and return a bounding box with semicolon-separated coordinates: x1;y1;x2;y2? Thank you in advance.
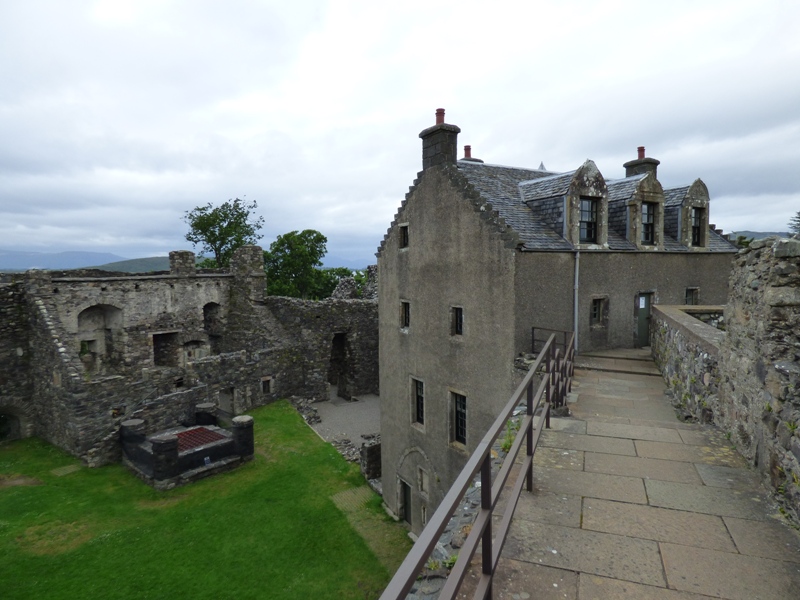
328;332;352;400
0;410;22;441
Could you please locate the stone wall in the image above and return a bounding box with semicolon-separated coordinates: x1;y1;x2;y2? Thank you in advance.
651;305;724;422
719;237;800;519
652;237;800;520
0;278;33;439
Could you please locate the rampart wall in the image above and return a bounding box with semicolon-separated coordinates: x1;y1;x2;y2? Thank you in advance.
652;237;800;520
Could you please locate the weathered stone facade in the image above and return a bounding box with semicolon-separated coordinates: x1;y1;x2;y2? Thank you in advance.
651;237;800;520
0;246;378;468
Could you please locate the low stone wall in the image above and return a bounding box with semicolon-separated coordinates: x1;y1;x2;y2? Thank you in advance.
651;305;725;422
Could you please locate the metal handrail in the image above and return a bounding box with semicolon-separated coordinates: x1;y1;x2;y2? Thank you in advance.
380;332;575;600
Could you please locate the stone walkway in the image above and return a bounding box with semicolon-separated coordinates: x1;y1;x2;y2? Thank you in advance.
459;350;800;600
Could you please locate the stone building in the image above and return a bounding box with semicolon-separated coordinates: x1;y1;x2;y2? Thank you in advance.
377;109;738;531
0;246;378;466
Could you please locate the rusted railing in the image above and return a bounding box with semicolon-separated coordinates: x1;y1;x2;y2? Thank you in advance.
380;333;575;600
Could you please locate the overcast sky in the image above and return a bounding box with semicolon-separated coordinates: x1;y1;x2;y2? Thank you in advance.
1;0;798;265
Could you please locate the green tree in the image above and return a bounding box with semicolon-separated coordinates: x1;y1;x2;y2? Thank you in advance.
789;211;800;236
184;198;264;267
312;267;362;299
264;230;328;298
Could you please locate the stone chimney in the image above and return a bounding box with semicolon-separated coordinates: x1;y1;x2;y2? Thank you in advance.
419;108;461;170
461;144;484;163
623;146;660;178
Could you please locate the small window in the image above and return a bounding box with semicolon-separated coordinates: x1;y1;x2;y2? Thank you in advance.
579;198;598;243
421;504;427;526
590;298;606;325
413;379;424;425
641;202;655;245
399;225;409;248
418;468;429;495
451;306;464;335
453;392;467;444
691;208;703;246
401;301;410;328
261;376;273;394
685;288;699;305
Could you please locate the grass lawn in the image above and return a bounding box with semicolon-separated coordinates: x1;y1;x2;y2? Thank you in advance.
0;401;410;599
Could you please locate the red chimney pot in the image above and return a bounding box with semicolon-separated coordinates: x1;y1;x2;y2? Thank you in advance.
436;108;445;125
637;146;645;160
464;145;472;159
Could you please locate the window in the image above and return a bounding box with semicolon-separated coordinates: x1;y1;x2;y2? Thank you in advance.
453;392;467;444
590;298;605;325
401;301;410;328
418;468;429;495
261;376;273;394
451;306;464;335
413;379;424;425
641;202;655;245
399;225;409;248
691;208;703;246
579;198;598;243
685;288;699;305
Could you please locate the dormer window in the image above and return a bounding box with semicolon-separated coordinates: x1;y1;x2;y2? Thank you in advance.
579;198;598;243
642;202;656;245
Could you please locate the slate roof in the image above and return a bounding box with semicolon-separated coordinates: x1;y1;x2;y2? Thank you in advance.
456;159;736;253
664;186;690;207
606;175;646;202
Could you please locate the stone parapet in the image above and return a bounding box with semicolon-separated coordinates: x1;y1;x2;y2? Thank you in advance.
651;305;723;423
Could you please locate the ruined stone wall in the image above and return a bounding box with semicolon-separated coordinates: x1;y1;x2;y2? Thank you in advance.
719;237;800;519
0;278;34;439
0;245;379;466
651;305;724;422
258;297;378;400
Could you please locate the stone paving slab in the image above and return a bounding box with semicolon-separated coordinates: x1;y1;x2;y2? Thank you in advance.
694;463;763;490
635;440;748;467
547;418;587;434
582;498;736;552
586;421;683;443
534;446;584;471
584;452;703;484
510;489;583;528
660;542;800;600
457;559;578;600
578;574;716;599
540;430;636;456
534;465;647;504
645;479;773;520
677;428;730;446
505;521;666;587
723;516;800;562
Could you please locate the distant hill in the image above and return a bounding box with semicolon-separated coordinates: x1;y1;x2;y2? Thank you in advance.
94;256;172;273
0;249;128;271
732;231;791;240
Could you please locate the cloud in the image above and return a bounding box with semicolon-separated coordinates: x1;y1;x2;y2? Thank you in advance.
0;0;798;264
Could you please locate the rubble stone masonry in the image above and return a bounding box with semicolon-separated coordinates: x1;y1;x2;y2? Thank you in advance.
652;236;800;520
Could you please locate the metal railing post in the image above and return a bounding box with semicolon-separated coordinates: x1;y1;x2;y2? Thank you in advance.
481;455;493;599
526;380;533;492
